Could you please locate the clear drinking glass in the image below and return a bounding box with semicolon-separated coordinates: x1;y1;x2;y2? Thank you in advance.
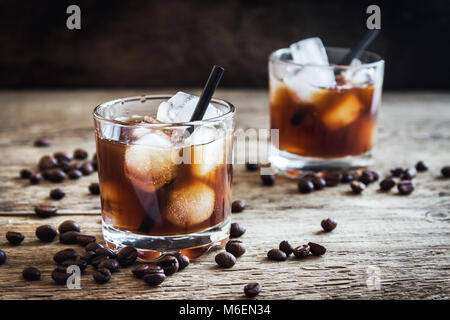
93;95;235;260
268;47;384;173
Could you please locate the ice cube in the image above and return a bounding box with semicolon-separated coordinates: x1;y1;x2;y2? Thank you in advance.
124;132;178;192
321;94;363;130
290;37;330;65
163;181;215;227
157;91;222;123
343;59;375;85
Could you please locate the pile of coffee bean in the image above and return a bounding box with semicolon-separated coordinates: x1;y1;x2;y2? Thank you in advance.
215;238;247;268
267;240;327;262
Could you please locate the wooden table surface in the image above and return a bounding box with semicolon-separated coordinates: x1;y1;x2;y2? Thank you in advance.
0;89;449;300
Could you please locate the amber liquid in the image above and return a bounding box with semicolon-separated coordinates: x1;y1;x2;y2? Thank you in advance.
270;84;378;158
96;121;232;236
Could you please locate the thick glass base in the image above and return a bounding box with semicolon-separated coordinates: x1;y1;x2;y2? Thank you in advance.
270;146;373;176
103;218;230;261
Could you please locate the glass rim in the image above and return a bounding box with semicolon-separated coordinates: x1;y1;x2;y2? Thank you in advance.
269;46;384;70
93;94;236;128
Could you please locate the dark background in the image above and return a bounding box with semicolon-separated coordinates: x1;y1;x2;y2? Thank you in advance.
0;0;449;90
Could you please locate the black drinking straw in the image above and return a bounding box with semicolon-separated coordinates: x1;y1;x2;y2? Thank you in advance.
338;29;380;66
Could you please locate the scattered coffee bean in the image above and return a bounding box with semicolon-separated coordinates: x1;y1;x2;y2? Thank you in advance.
244;282;262;298
95;247;117;259
0;250;6;265
267;249;287;261
93;268;111;284
390;167;404;177
60;231;81;244
85;242;102;252
58;220;81;234
98;259;119;273
34;205;57;218
279;240;294;256
397;180;415;195
157;255;179;275
230;222;246;238
54;152;72;164
261;174;275;186
321;218;337;232
76;234;96;246
358;170;376;185
415;161;428;172
81;162;94;175
52;267;71;285
6;231;24;245
34;137;50;147
50;188;65;200
441;166;450;178
245;163;259;171
215;252;236;268
61;259;88;272
59;162;72;173
341;172;356;183
117;246;138;267
35;225;57;242
310;177;326;190
53;248;78;264
22;267;41;281
231;200;245;213
80;251;97;264
133;264;162;278
20;169;34;179
323;172;342;187
38;155;58;171
74;148;88;160
350;181;366;194
68;169;82;180
29;173;41;185
225;240;246;257
298;179;314;193
47;168;66;182
144;270;166;286
91;255;109;268
379;177;397;191
174;253;190;270
308;242;326;256
71;161;84;171
88;183;100;195
293;245;310;259
401;168;417;180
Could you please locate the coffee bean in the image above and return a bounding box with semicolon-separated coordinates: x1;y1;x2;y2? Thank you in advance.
85;242;102;252
310;177;326;190
35;225;57;242
38;155;57;171
225;240;246;257
98;259;119;273
76;234;96;247
279;240;294;255
215;252;236;268
308;242;326;256
58;220;81;234
321;218;337;232
50;188;65;200
88;183;100;195
81;162;94;175
341;172;356;183
52;267;71;285
117;246;138;267
350;181;366;194
267;249;287;261
390;167;404;177
230;222;246;238
53;248;78;264
34;205;57;218
174;253;190;270
293;245;310;259
442;166;450;178
91;255;109;268
22;267;41;281
144;271;166;286
60;231;81;244
415;161;428;172
20;169;34;179
30;173;41;185
397;180;415;195
401;168;417;180
132;264;162;278
261;174;275;186
358;170;375;185
54;152;72;164
323;172;342;187
298;179;314;193
68;169;82;180
245;163;259;171
93;268;111;284
34;137;50;147
80;251;97;264
379;177;397;191
0;250;6;265
47;168;66;183
61;259;88;272
59;161;73;173
244;282;261;298
231;200;245;213
157;255;179;275
74;148;88;160
6;231;24;245
95;247;117;259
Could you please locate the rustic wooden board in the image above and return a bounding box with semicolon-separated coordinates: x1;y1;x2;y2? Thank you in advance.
0;90;449;299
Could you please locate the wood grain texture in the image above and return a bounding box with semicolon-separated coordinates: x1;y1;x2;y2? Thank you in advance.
0;89;449;299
